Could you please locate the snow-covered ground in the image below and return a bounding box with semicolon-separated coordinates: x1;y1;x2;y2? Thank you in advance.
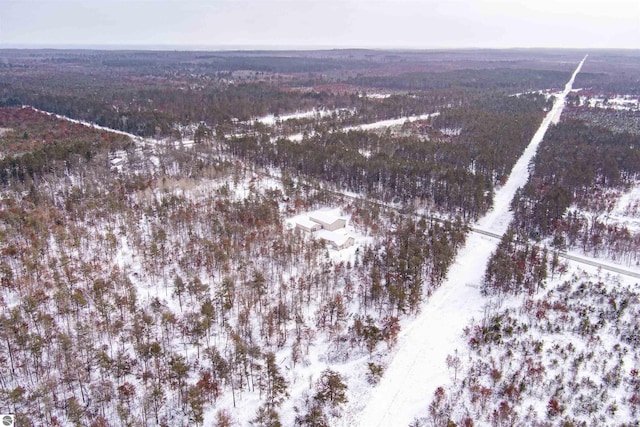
29;106;144;141
229;174;283;201
353;55;588;427
609;184;640;232
512;89;557;101
581;94;640;111
252;108;344;125
10;53;640;426
364;93;392;99
350;231;494;427
438;259;640;425
343;112;440;132
566;183;640;237
439;127;462;136
280;112;440;143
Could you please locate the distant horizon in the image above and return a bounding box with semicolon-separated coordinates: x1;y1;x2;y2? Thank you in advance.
1;43;633;52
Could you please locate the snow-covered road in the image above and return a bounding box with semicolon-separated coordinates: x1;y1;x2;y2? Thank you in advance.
342;112;440;132
277;112;440;142
354;55;588;427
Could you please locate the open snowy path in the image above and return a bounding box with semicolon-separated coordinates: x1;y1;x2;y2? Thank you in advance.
354;55;587;427
280;112;440;142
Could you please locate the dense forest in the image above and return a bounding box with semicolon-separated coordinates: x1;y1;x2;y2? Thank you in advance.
482;112;640;296
0;107;132;184
225;93;550;220
1;48;639;426
506;118;640;268
0;49;573;139
349;68;569;91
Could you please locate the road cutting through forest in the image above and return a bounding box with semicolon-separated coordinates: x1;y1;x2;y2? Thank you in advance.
353;55;588;427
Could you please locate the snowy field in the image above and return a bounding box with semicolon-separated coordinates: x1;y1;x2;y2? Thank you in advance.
567;183;640;238
365;93;392;99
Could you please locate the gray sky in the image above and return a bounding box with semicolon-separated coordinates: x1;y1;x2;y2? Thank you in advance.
1;0;638;49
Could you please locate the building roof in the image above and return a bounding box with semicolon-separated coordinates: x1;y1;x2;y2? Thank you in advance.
309;211;345;226
296;217;320;229
316;229;354;247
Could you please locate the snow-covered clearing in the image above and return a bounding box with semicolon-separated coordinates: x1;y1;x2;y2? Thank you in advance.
581;94;640;111
229;174;283;201
364;93;392;99
564;182;640;239
512;89;557;101
439;127;462;136
580;183;640;232
358;148;372;158
353;55;588;427
280;112;440;143
252;108;343;125
610;184;640;232
343;112;440;132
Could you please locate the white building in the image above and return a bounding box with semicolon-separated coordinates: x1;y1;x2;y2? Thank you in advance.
292;209;355;251
316;229;355;250
295;217;322;233
309;212;347;231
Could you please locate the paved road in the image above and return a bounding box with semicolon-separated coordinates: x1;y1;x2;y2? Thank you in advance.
471;226;640;279
559;252;640;278
299;184;640;281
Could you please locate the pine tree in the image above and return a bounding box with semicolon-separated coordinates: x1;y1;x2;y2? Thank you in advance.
314;369;348;408
263;352;289;409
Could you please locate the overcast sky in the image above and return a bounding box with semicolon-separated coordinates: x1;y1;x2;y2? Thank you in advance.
1;0;638;49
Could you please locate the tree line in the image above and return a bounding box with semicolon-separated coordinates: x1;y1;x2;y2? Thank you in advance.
225;94;549;220
508;118;640;263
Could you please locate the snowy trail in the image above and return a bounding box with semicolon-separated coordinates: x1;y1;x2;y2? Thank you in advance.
252;108;348;125
29;106;142;140
354;55;587;427
342;112;440;132
280;112;440;142
27;106;173;149
479;55;586;234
